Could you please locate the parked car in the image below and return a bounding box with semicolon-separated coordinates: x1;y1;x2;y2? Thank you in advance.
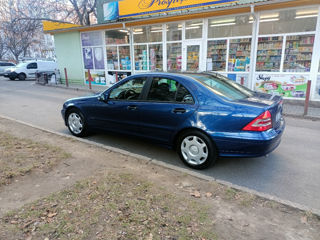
0;61;15;76
61;72;285;169
3;60;57;80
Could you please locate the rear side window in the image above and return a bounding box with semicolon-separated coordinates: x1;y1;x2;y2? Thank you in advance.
147;77;194;104
27;63;37;69
190;74;253;101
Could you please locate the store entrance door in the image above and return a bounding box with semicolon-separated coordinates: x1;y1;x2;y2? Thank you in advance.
182;41;203;72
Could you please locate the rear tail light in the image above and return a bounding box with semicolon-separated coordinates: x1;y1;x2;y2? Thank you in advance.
242;110;272;132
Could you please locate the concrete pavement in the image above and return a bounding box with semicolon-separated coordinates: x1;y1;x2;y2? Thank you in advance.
0;77;319;213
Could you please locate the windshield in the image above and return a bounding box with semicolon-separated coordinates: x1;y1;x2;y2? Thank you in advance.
188;73;254;101
15;62;28;68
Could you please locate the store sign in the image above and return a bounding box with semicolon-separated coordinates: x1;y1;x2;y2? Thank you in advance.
118;0;238;18
255;74;309;98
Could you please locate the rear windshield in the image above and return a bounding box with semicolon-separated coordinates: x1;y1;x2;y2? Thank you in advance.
188;73;254;101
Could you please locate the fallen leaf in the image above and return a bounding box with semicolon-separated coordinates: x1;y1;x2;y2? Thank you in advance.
301;216;308;224
190;191;201;198
10;220;18;224
47;213;57;218
205;192;213;198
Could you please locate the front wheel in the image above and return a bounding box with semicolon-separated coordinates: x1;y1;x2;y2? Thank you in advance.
18;73;26;81
66;109;88;137
177;130;217;169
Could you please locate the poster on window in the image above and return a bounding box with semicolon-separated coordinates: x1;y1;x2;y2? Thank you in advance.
83;47;93;69
227;73;249;87
315;75;320;100
255;74;308;98
81;32;102;46
85;70;106;86
94;47;105;69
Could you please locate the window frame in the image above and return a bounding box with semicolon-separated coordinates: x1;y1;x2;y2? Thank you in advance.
144;76;196;105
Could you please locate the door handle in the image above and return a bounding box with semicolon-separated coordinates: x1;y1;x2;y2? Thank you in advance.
173;108;186;114
127;105;137;111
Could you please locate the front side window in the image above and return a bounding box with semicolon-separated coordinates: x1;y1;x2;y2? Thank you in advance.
27;63;37;69
109;77;147;100
147;77;194;103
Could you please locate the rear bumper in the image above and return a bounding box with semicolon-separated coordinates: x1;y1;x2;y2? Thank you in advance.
211;118;285;158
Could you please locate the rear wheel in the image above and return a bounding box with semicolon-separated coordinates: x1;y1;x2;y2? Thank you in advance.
177;130;217;169
66;109;88;137
18;73;26;81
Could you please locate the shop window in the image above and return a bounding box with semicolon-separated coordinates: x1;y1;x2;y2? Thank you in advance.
207;40;227;71
133;25;162;43
167;43;182;71
256;36;283;72
259;8;318;35
228;38;251;72
134;45;148;71
105;29;130;44
185;20;203;39
119;46;131;70
106;46;118;70
284;35;315;72
149;44;163;71
208;15;252;38
167;23;182;41
81;32;103;46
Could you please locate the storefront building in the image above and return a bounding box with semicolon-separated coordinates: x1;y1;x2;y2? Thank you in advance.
45;0;320;101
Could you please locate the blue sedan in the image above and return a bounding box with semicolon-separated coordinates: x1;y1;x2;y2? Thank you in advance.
61;72;285;169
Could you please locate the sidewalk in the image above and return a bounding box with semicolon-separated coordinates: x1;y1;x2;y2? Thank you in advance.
45;82;320;120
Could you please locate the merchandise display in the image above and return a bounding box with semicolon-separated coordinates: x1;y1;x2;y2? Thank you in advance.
119;46;131;70
149;44;163;71
187;45;200;71
106;46;118;70
134;45;148;71
207;40;227;71
228;38;251;72
256;36;283;72
284;35;314;72
167;43;182;71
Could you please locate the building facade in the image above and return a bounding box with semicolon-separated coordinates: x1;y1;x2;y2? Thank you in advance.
46;0;320;101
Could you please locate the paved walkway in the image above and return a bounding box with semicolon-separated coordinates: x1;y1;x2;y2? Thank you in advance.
45;82;320;120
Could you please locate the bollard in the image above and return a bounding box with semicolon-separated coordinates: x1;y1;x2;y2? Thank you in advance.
240;77;244;86
304;80;312;116
88;69;93;90
64;68;69;87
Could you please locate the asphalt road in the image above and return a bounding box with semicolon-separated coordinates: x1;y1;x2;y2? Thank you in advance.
0;77;319;212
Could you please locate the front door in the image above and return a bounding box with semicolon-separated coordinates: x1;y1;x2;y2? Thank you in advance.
182;42;203;72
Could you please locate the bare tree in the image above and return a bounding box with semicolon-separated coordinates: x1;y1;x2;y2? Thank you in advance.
0;34;7;60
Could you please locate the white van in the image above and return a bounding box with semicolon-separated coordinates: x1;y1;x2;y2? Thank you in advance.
4;60;58;80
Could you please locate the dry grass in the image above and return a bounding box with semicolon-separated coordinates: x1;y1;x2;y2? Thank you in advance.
0;131;71;186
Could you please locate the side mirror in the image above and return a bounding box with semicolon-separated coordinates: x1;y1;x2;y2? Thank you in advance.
98;93;108;102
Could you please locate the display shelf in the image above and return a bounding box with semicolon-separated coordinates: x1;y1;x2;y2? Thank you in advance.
167;43;182;71
228;38;251;72
134;45;148;71
207;40;227;71
284;35;315;72
256;36;283;72
187;46;200;71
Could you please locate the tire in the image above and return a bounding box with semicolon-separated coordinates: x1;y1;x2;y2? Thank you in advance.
177;130;217;170
66;109;88;137
9;77;15;80
18;73;26;81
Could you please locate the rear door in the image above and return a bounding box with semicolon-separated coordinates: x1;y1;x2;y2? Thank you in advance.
137;76;198;143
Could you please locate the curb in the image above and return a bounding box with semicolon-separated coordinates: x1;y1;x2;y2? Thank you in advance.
1;114;319;217
35;82;103;94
